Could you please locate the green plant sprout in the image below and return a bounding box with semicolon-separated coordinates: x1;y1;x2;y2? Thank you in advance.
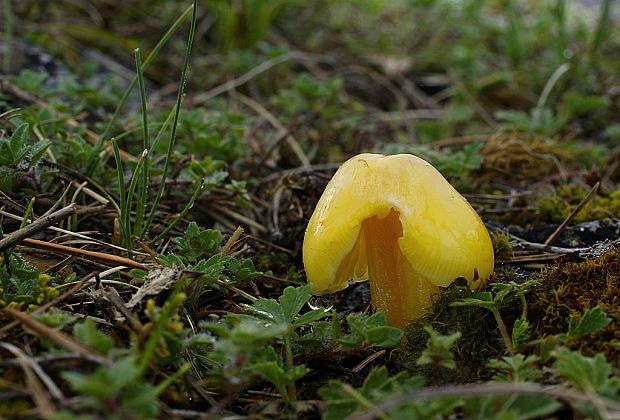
239;285;329;400
451;280;539;354
202;286;329;402
0;123;50;191
319;367;460;420
487;354;542;383
416;326;461;385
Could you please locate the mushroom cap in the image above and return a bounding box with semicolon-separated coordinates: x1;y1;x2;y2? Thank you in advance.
303;153;494;294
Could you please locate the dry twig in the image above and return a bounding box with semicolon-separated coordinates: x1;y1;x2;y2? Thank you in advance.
20;238;148;271
0;204;77;252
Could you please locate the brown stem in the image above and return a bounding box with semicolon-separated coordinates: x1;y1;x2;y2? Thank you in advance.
0;204;76;252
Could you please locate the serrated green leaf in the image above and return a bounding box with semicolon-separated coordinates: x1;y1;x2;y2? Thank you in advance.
320;367;429;420
245;297;286;325
554;348;620;399
463;394;561;420
566;307;611;339
360;366;392;394
279;284;312;324
340;312;403;349
363;312;389;327
511;318;530;349
242;285;313;330
492;286;514;304
246;346;310;400
416;326;460;370
345;312;367;336
366;326;404;348
487;354;542;382
119;384;159;419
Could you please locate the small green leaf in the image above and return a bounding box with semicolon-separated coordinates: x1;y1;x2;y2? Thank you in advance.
243;298;286;325
340;313;403;349
7;123;31;164
463;394;561;419
487;354;542;382
319;367;437;420
511;318;530;349
171;222;223;263
566;306;611;339
73;318;114;354
292;308;330;328
279;284;312;324
365;326;404;348
416;326;461;370
451;291;496;310
539;336;559;364
63;357;139;397
245;346;309;400
28;139;51;167
554;348;620;399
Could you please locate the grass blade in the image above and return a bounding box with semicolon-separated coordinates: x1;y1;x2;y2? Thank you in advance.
111;138;128;249
143;0;198;241
134;48;150;237
124;149;148;256
151;178;203;244
589;0;611;66
2;0;13;74
85;3;195;175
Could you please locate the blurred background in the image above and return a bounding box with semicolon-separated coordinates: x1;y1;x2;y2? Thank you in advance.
1;0;619;247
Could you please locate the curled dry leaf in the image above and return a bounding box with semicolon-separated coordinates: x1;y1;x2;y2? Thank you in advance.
126;267;184;310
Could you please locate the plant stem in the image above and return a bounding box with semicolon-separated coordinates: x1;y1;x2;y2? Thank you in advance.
20;198;35;229
154;363;191;396
124;149;148;256
151;178;203;244
341;384;390;420
491;308;514;355
283;334;296;402
518;290;528;320
111;138;128;249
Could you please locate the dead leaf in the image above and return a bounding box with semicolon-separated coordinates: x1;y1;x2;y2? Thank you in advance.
126;267;184;310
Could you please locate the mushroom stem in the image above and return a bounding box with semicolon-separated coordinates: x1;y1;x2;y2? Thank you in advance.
362;210;438;329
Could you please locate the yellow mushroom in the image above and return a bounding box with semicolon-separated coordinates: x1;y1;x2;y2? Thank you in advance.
302;153;494;329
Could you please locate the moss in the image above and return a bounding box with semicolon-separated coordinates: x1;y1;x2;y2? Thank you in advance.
491;231;513;260
535;184;620;225
0;401;33;417
528;248;620;365
478;132;567;184
396;248;620;386
398;271;524;383
486;183;620;228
